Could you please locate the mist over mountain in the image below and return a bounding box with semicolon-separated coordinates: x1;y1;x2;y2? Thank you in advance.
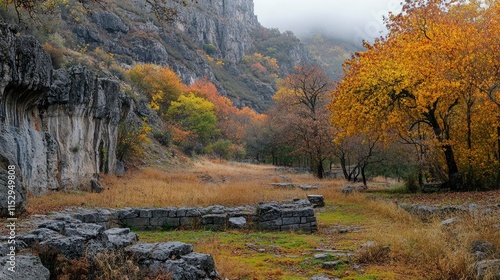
254;0;402;45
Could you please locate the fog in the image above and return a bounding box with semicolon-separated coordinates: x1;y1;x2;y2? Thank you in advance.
253;0;402;44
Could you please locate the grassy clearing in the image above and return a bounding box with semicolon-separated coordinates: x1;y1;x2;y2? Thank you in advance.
27;160;332;213
25;160;500;279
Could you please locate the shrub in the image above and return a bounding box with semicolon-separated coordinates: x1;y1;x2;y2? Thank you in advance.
204;43;217;55
117;119;151;161
404;174;420;193
153;130;172;147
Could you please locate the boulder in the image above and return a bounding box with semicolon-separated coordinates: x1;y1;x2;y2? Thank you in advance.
0;254;50;280
341;185;366;194
228;216;247;229
39;236;86;259
307;195;325;208
91;179;105;193
102;228;138;249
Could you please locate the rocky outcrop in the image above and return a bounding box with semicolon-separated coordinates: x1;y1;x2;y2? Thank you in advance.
0;23;124;216
0;214;219;279
63;0;311;111
173;0;259;63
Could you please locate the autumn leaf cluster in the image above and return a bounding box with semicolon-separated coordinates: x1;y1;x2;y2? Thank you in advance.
330;0;500;189
127;64;263;158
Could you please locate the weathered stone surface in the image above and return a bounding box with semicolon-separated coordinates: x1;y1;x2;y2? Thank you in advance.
64;222;104;240
0;23;125;214
307;195;325;208
228;216;247;228
0;254;50;280
151;242;194;261
102;228;138;249
22;228;65;247
91;11;129;34
40;236;86;259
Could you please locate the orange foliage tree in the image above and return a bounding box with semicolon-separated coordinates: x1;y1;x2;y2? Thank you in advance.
331;0;500;190
187;79;264;144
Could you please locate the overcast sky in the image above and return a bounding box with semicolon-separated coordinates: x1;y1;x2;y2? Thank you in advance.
253;0;403;44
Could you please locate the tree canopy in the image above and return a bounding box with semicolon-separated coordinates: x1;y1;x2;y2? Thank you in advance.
330;0;500;190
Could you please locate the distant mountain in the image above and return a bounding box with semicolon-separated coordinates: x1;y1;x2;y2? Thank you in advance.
301;33;362;81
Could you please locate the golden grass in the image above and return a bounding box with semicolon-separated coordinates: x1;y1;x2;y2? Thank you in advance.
27;160;343;214
355;199;500;280
25;160;499;279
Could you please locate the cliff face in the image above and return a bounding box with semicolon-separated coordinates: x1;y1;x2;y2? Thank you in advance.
68;0;312;111
174;0;259;63
0;23;124;215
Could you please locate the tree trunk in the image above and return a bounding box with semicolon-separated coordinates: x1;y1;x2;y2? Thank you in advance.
339;153;350;180
497;125;500;188
426;107;460;189
361;165;367;187
316;160;324;179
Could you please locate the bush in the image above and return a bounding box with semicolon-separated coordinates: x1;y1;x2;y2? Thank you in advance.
204;43;217;55
117;119;151;161
153;130;172;147
404;174;420;193
204;139;233;160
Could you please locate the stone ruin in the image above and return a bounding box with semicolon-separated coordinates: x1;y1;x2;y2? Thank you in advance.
66;198;318;233
0;198;321;279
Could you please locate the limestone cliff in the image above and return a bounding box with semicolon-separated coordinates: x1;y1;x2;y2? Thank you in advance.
67;0;312;111
0;23;124;216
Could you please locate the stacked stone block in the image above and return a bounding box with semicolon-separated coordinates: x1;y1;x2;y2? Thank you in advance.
256;203;317;232
66;200;318;233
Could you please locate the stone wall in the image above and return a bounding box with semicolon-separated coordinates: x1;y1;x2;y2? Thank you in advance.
67;199;318;233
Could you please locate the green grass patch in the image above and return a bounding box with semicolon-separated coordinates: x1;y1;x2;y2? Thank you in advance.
317;206;367;225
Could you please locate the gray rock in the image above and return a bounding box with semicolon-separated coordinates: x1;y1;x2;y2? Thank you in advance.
228;216;247;228
91;11;129;34
39;236;85;259
476;259;500;279
314;253;328;260
22;228;64;246
159;259;204;280
307;195;325;208
38;220;66;233
471;240;494;254
91;179;105;193
0;254;50;280
342;185;366;194
440;217;459;230
152;242;194;261
181;252;216;272
256;203;282;221
311;275;337;280
126;242;157;264
63;222;104;240
102;228;138;249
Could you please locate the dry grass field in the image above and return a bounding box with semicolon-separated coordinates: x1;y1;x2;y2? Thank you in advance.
25;160;500;279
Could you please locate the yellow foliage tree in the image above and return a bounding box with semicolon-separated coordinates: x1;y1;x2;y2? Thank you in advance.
127;64;185;116
331;0;500;189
